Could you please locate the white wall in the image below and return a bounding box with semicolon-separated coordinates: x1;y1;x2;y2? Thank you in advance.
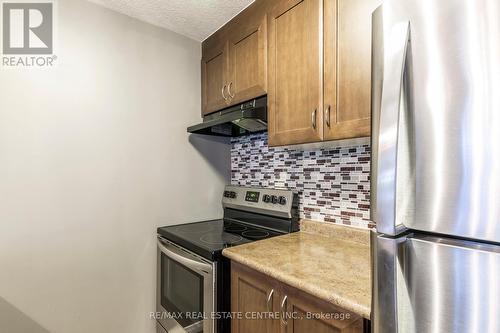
0;0;230;332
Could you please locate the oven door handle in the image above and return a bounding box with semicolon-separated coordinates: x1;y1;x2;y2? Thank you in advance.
157;238;213;274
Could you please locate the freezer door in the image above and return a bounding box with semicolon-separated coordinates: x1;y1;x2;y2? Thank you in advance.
373;233;500;333
371;0;500;243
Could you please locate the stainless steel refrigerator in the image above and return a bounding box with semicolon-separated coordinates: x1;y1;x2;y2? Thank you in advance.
371;0;500;332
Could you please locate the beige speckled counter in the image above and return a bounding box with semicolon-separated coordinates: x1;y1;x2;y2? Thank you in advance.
222;220;371;319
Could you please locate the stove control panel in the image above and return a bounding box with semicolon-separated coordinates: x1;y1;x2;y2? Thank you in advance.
222;185;297;219
223;190;237;199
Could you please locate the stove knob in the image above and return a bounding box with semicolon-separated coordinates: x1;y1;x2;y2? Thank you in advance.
271;195;278;204
263;194;271;203
278;196;287;205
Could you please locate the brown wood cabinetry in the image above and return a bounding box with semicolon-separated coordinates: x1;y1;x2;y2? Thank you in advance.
227;14;267;106
201;2;269;116
201;40;229;115
231;262;364;333
267;0;323;146
323;0;381;141
201;0;379;143
231;262;278;333
267;0;380;145
281;285;364;333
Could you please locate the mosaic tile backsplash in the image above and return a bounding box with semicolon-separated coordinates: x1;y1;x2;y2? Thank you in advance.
231;133;374;229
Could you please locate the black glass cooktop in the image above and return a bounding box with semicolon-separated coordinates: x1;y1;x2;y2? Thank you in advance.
157;219;283;260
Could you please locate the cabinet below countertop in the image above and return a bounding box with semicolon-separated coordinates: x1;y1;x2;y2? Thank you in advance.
231;261;367;333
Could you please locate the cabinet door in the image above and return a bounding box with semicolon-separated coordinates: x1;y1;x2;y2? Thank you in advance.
268;0;323;146
231;262;279;333
227;15;268;106
201;42;229;115
324;0;380;140
280;287;363;333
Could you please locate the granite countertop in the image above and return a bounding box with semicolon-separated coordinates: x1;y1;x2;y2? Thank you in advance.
222;220;372;319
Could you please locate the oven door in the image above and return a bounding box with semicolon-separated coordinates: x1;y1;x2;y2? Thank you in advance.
157;236;215;333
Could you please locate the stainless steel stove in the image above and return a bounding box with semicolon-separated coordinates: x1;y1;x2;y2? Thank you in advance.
156;185;298;333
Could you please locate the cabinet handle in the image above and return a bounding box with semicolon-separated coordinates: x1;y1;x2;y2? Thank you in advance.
228;82;235;99
325;105;331;127
312;109;317;129
221;85;228;101
266;289;274;312
280;295;288;326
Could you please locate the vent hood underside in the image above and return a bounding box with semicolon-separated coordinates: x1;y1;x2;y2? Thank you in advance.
187;97;267;137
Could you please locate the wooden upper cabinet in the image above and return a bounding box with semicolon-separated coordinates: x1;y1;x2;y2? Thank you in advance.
227;14;268;106
201;2;269;116
324;0;380;140
201;0;378;143
268;0;323;146
201;40;229;115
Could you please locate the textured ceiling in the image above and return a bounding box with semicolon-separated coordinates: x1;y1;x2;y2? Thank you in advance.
87;0;255;41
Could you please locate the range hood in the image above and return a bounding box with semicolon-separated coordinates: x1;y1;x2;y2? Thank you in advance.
187;97;267;137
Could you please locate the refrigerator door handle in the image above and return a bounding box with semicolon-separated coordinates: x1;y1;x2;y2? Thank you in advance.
375;21;411;236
